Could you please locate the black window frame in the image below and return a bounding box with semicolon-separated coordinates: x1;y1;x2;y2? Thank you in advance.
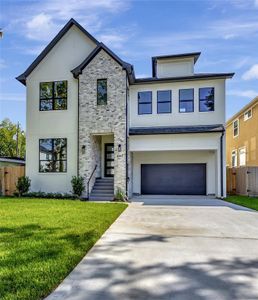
39;138;67;173
97;79;108;105
138;91;152;115
179;88;194;113
199;87;215;112
157;90;172;114
39;80;67;111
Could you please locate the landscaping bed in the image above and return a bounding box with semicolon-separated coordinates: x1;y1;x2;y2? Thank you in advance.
225;195;258;211
0;198;127;300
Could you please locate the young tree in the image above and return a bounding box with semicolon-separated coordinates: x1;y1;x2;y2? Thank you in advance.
0;119;26;158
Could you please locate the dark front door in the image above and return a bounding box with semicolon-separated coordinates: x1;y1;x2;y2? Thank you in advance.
141;163;206;195
105;143;114;177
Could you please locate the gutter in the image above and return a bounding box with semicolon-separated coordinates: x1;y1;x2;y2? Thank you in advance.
125;76;129;197
77;79;80;176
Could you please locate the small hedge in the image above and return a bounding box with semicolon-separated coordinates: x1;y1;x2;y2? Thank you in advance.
16;191;80;200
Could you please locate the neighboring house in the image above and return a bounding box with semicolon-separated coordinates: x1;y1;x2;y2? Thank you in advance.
0;157;25;167
226;96;258;168
16;18;234;199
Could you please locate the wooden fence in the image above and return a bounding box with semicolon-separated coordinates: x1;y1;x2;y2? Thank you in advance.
0;166;25;196
227;167;258;197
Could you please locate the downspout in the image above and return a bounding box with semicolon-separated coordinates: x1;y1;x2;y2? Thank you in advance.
125;76;129;197
220;130;224;198
77;78;80;177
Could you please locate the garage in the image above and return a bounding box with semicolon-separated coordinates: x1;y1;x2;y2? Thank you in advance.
141;163;206;195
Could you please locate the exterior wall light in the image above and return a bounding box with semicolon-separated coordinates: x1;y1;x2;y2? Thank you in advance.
118;144;122;152
82;145;86;154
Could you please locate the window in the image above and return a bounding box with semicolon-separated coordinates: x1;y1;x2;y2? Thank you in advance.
199;87;214;112
39;138;67;172
239;147;246;166
40;81;67;111
233;119;239;137
231;150;237;167
138;91;152;114
244;109;252;121
179;89;194;113
97;79;107;105
157;90;171;113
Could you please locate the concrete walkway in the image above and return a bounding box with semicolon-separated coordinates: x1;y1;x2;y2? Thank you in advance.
46;197;258;300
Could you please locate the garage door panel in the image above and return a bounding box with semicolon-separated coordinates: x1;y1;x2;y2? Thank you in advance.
141;164;206;195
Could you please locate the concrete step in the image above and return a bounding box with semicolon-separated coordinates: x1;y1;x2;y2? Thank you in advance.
89;195;114;201
95;178;114;182
91;190;114;196
92;185;114;191
94;183;114;188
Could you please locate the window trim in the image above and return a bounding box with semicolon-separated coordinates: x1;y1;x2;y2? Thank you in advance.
179;88;194;113
138;91;152;115
97;78;108;105
239;146;246;167
157;90;172;114
39;80;68;111
231;149;237;167
244;109;252;121
199;87;215;113
39;138;67;173
233;118;239;138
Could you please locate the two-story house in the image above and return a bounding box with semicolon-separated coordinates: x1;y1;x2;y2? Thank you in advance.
17;19;234;199
226;96;258;168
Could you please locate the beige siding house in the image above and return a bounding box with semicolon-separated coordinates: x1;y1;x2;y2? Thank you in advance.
226;96;258;167
17;19;234;199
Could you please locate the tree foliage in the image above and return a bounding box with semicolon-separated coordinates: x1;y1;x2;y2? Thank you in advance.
0;118;26;158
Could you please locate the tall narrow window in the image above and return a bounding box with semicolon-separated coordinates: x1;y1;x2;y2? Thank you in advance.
138;91;152;114
39;138;67;172
233;119;239;137
157;90;171;114
97;79;107;105
179;89;194;113
239;147;246;166
40;81;67;111
199;87;214;112
231;150;237;167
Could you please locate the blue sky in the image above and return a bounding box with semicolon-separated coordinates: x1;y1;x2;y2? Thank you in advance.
0;0;258;129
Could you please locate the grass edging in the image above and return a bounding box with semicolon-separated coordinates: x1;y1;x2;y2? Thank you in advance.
225;195;258;211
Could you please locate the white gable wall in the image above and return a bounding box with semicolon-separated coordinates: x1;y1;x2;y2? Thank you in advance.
156;58;194;78
26;25;96;193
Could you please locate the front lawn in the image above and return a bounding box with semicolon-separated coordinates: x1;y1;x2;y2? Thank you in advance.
225;195;258;211
0;198;127;300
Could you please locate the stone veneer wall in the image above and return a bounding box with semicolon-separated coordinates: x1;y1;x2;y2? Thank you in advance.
78;49;127;196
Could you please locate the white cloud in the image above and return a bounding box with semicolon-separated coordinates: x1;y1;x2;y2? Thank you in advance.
98;33;128;49
0;93;26;102
228;89;258;98
255;0;258;7
0;58;6;69
242;64;258;80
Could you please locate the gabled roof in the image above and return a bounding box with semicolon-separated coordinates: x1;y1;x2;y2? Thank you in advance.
16;18;100;85
226;96;258;126
152;52;201;77
71;42;135;83
129;124;225;135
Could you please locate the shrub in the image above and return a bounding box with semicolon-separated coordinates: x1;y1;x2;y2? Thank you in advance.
16;176;31;197
22;191;78;200
114;187;127;202
71;176;85;197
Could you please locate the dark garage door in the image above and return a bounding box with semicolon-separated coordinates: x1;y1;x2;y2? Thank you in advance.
141;164;206;195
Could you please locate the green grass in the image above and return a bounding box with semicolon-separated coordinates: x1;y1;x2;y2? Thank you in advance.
0;198;127;300
225;195;258;211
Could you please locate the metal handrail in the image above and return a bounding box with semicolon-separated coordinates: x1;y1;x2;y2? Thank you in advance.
87;164;97;199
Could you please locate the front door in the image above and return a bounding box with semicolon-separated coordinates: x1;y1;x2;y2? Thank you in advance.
104;143;114;177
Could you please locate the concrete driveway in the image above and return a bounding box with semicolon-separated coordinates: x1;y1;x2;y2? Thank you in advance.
46;196;258;300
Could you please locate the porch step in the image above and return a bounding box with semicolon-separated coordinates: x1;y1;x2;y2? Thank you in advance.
89;178;114;201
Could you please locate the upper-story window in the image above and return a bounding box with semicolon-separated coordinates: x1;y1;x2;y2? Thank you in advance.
179;89;194;113
138;91;152;114
39;138;67;172
244;109;252;121
199;87;214;112
231;150;237;167
97;79;107;105
239;147;246;166
233;119;239;138
40;81;67;111
157;90;171;114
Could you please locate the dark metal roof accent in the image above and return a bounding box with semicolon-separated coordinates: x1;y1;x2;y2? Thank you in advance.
133;73;235;85
129;124;225;135
152;52;201;77
16;18;100;85
71;42;135;83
